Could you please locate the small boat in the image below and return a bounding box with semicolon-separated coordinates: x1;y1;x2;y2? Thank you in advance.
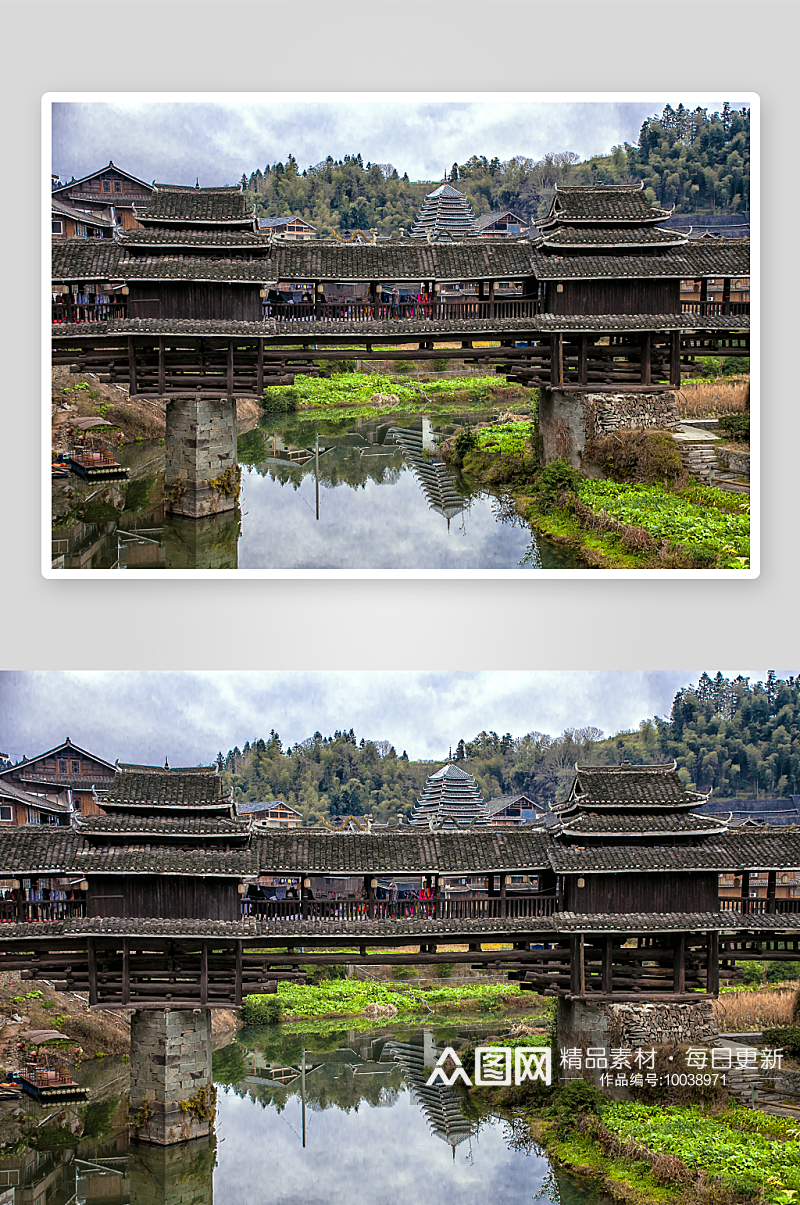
10;1070;87;1102
67;450;128;480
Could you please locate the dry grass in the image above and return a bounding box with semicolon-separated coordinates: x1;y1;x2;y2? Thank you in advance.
713;987;797;1032
676;375;750;418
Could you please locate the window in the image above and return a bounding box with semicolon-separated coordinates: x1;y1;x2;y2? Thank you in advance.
103;181;111;192
114;181;122;192
75;223;87;237
59;760;67;773
71;761;79;773
52;219;63;234
0;806;12;822
27;808;40;824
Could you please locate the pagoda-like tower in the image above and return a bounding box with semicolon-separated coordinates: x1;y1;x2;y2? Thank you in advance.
409;762;487;828
409;184;475;240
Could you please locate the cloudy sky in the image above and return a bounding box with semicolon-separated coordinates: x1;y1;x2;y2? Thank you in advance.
0;670;783;767
51;96;748;187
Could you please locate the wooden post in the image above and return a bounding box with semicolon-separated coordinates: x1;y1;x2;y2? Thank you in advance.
699;277;708;316
570;936;581;997
670;330;681;386
673;934;686;994
707;931;719;995
235;941;243;1007
722;277;731;316
158;337;165;395
766;870;777;913
87;937;97;1007
489;280;495;322
128;337;137;396
257;338;264;396
602;936;613;994
314;282;321;321
227;341;234;397
579;335;588;386
201;941;208;1006
741;870;751;912
641;332;651;385
122;938;130;1005
500;875;507;919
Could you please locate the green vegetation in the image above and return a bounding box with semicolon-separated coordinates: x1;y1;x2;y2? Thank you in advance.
762;1027;800;1056
474;420;534;456
242;978;521;1021
239;104;748;236
599;1101;800;1202
240;995;283;1025
261;373;508;412
718;412;750;442
575;479;749;569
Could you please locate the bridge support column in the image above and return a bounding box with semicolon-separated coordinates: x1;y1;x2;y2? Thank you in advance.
539;388;680;470
129;1135;214;1205
165;395;239;519
129;1010;214;1145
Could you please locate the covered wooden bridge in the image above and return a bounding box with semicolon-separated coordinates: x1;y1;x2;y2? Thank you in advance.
0;762;796;1010
52;183;750;397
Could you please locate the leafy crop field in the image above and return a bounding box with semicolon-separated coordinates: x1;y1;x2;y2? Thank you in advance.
601;1101;800;1202
250;977;522;1019
265;373;506;412
576;479;750;568
474;420;534;455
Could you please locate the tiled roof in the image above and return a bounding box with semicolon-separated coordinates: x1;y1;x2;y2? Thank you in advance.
53;318;278;339
698;797;800;826
559;764;706;811
52;240;126;281
137;185;255;225
471;210;526;234
253;829;552;874
103;763;231;811
549;832;800;874
558;810;727;836
545;184;671;224
115;256;272;283
270;238;535;281
73;814;251;838
119;228;273;248
18;774;112;790
541;225;686;248
533;313;750;332
78;845;253;876
530;241;750;280
0;827;84;873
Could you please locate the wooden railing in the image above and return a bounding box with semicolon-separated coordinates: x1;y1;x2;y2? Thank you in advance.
681;300;750;317
265;299;541;324
242;894;561;923
0;899;86;923
718;897;800;915
52;302;127;324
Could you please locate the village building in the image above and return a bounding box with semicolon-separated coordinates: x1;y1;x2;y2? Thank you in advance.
470;209;529;238
482;792;544;825
51;198;115;239
0;738;115;819
409;762;487;828
236;800;303;828
409;183;476;240
0;778;70;826
258;215;315;240
51;161;155;231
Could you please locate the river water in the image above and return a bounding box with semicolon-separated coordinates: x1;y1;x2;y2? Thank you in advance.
51;409;581;570
0;1021;610;1205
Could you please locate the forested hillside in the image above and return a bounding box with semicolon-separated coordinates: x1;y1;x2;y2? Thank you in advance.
219;673;799;823
238;103;749;238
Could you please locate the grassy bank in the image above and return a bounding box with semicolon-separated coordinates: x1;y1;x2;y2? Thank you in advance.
260;372;529;421
447;424;749;569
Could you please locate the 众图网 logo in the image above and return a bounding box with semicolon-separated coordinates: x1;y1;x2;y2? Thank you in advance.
425;1046;552;1087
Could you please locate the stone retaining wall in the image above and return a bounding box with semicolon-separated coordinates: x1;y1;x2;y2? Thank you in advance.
716;445;750;478
540;389;679;469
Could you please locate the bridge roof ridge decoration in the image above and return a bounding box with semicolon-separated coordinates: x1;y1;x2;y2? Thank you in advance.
99;761;235;816
409;761;488;829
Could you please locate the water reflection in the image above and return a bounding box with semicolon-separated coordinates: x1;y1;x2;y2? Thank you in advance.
51;409;579;570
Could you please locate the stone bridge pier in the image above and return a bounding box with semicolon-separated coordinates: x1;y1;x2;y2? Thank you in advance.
165;395;239;519
129;1010;215;1145
539;387;680;470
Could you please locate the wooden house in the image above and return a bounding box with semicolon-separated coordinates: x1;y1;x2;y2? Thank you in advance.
0;738;115;819
236;800;303;828
51;199;114;239
51;162;154;231
483;792;544;825
0;779;70;826
79;761;247;921
471;210;528;238
258;215;316;240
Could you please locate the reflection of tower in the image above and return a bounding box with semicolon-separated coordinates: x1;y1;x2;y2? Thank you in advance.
389;425;469;530
384;1033;476;1157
